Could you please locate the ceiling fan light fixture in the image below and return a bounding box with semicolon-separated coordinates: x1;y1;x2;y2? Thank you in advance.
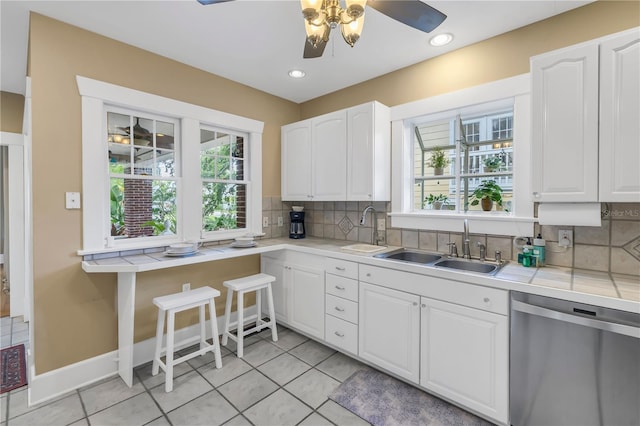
304;19;330;47
344;0;366;18
341;14;364;47
429;33;453;47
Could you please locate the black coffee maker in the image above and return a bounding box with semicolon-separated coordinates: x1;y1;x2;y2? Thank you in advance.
289;211;305;239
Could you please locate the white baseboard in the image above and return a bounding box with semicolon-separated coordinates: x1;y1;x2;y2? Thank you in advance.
28;306;256;406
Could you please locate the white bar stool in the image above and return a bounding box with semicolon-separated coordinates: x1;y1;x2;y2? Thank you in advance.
221;273;278;358
152;286;222;392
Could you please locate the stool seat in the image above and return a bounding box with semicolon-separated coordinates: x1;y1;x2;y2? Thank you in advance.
222;273;278;358
152;286;222;392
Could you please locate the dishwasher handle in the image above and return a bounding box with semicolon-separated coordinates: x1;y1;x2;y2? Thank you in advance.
512;300;640;339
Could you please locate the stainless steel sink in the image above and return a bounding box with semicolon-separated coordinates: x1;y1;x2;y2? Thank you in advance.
374;248;506;275
374;249;442;264
434;259;502;275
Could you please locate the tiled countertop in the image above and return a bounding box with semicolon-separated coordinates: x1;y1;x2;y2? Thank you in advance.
82;237;640;313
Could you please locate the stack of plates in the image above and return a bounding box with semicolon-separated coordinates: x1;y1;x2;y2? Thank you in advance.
164;243;198;257
230;237;256;248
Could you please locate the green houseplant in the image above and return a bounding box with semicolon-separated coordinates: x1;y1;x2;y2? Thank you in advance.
468;180;505;211
426;147;450;175
483;156;504;172
424;193;449;210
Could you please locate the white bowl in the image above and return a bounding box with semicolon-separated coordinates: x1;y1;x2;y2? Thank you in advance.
292;206;304;212
169;242;196;253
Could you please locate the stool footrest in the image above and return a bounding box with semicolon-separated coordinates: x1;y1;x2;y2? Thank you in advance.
156;342;217;373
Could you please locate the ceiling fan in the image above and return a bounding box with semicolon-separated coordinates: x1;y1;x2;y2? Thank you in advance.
197;0;447;59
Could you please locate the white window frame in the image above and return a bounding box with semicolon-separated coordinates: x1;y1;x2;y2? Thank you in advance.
390;74;535;236
77;76;264;254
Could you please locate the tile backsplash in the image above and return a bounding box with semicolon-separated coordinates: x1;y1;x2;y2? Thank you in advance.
263;198;640;277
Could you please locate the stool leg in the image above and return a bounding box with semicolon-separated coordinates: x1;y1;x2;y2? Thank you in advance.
221;287;233;346
152;308;165;376
165;310;175;392
256;287;262;328
266;283;278;342
237;290;244;358
209;298;222;369
199;304;206;351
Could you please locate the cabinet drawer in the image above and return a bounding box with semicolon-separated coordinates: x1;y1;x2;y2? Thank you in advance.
359;264;508;315
325;258;358;279
326;274;358;301
325;315;358;355
326;294;358;324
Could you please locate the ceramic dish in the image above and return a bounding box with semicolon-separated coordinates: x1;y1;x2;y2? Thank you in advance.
230;241;257;248
164;249;198;257
234;237;255;243
168;243;197;253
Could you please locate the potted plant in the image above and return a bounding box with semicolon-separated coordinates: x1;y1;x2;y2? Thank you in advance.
424;193;449;210
468;180;505;211
426;147;450;175
483;156;504;172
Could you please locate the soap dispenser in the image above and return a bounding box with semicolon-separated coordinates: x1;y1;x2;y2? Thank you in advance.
533;233;546;267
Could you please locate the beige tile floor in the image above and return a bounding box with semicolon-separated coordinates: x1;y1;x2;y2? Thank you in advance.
2;317;374;426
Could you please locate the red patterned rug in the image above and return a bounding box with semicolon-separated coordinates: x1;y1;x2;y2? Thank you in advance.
1;344;27;393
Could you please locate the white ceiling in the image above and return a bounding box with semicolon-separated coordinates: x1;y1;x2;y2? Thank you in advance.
1;0;592;103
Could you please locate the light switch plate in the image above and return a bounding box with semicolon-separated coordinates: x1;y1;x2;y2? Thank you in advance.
263;216;269;227
65;192;81;209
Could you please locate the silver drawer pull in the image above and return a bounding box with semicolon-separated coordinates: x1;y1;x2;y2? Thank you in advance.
334;331;345;337
334;306;345;312
483;297;490;303
335;285;346;290
335;266;346;271
366;273;371;277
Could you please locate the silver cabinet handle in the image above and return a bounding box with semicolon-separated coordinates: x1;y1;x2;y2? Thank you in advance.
366;273;371;277
334;331;345;337
335;285;345;290
533;192;541;198
483;297;490;303
335;266;346;271
334;306;345;312
413;302;418;306
421;303;426;308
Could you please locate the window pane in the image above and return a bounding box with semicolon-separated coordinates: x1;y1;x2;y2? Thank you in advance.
156;120;175;150
110;178;177;238
133;148;154;175
232;136;244;159
202;183;246;231
156;152;176;177
132;116;154;147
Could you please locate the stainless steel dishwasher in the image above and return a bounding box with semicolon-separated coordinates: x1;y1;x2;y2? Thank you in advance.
510;291;640;426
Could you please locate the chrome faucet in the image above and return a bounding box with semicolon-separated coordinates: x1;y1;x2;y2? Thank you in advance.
462;219;471;259
360;205;380;245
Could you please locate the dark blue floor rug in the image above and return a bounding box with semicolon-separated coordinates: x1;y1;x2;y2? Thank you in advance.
329;369;493;426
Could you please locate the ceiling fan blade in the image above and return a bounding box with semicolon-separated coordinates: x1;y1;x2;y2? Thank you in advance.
367;0;447;33
303;38;327;59
197;0;233;5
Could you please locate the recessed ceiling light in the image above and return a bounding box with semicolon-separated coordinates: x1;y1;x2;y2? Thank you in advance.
429;33;453;47
288;69;306;78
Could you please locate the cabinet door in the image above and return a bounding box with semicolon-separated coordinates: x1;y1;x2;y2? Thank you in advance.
420;297;508;424
599;30;640;202
282;120;312;201
531;43;599;202
347;102;390;201
288;263;325;339
312;110;347;200
359;283;420;383
260;257;288;323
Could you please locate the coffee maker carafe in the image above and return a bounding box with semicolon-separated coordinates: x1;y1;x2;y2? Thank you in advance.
289;211;305;239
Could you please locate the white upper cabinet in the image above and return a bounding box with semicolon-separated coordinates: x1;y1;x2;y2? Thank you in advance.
282;101;390;201
347;102;391;201
281;120;312;201
531;42;599;202
531;28;640;203
312;110;348;200
599;30;640;202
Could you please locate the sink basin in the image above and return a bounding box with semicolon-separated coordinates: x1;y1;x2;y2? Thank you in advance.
374;249;442;264
434;259;500;275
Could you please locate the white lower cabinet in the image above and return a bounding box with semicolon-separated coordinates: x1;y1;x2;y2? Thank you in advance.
261;252;325;340
325;264;359;355
359;282;420;383
420;296;509;424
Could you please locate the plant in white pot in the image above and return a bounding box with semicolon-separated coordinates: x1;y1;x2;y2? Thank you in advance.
424;193;449;210
426;147;450;176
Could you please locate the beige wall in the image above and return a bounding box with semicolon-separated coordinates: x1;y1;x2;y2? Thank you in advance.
29;13;297;373
1;91;25;133
300;0;640;118
28;0;638;375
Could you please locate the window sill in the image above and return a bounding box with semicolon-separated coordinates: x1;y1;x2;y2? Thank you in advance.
389;211;536;236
